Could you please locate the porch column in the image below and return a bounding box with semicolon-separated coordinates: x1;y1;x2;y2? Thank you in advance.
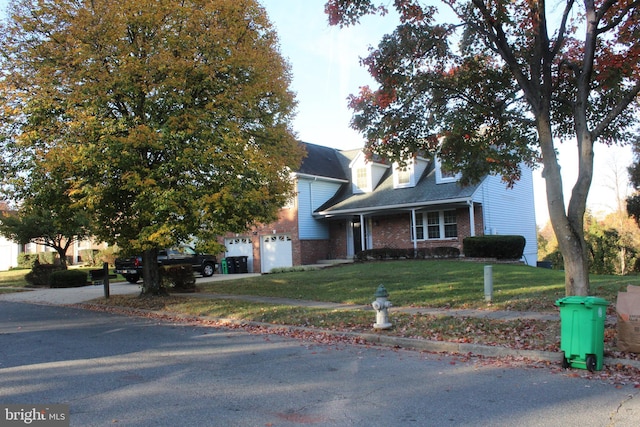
468;201;476;237
411;209;418;256
360;214;366;252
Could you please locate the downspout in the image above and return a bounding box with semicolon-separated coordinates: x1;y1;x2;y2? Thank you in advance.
468;201;476;237
411;209;418;257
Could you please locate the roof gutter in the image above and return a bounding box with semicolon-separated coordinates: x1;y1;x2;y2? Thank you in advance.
293;172;349;184
315;196;473;217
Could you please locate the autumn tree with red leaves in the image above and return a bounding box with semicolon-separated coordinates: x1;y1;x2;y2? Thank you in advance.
326;0;640;296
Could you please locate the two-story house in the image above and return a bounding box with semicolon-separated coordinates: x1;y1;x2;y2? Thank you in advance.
221;142;538;273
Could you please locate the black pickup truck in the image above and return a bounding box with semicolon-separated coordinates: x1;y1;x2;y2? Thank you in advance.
115;246;218;283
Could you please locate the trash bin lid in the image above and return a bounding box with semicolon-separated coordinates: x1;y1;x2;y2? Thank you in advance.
555;296;609;307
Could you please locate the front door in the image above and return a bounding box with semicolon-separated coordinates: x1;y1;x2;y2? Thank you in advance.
347;216;371;257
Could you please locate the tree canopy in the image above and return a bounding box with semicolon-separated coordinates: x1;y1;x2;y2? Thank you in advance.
0;0;303;294
326;0;640;295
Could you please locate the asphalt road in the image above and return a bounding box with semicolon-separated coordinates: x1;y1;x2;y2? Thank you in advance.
1;301;638;427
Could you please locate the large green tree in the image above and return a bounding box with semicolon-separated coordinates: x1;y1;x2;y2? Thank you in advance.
0;0;303;294
326;0;640;295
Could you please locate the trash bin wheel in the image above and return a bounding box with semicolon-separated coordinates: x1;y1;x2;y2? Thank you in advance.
561;355;570;369
586;354;597;373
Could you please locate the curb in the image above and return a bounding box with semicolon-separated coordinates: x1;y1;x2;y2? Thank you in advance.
74;304;640;371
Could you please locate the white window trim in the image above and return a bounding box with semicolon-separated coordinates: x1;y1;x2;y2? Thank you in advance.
435;157;461;184
393;161;415;188
353;165;370;193
411;210;458;241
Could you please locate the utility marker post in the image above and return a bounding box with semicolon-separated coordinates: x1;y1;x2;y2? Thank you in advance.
484;265;493;303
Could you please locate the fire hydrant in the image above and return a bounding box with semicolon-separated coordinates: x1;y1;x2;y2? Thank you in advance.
372;284;392;330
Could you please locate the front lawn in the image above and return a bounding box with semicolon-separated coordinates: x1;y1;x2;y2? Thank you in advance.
197;260;638;311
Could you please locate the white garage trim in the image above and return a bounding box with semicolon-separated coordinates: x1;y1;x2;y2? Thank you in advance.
260;234;292;273
224;237;254;272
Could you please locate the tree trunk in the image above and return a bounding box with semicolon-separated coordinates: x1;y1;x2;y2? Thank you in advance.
538;117;591;296
55;247;68;268
141;248;165;296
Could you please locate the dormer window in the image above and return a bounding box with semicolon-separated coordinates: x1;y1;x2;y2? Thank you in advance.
350;151;389;193
435;156;461;184
393;163;413;188
392;157;428;189
356;167;368;190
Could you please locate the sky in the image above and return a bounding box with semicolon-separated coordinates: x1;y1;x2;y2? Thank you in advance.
0;0;633;226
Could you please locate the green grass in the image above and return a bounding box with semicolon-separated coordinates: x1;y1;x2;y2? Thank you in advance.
198;260;639;311
80;260;640;354
94;294;562;352
0;269;30;289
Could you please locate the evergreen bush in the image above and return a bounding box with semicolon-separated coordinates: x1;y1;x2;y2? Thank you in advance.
463;235;526;259
25;261;65;287
161;264;196;292
49;269;88;288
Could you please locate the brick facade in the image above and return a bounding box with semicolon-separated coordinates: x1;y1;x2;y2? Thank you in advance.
365;206;484;253
221;203;485;272
219;205;301;273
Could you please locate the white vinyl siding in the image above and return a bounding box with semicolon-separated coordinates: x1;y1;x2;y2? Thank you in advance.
472;163;538;265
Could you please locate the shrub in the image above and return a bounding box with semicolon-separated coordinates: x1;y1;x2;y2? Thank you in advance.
268;266;319;273
25;261;66;287
161;264;196;292
17;253;39;269
37;251;58;265
49;269;88;288
355;246;460;261
463;235;526;260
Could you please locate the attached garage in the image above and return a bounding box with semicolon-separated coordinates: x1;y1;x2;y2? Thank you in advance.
224;237;254;273
260;234;292;273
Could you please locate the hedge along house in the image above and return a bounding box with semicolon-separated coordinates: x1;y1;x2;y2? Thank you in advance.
221;142;538;273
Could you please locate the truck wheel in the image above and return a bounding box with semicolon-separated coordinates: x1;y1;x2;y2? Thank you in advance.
202;263;215;277
125;274;140;284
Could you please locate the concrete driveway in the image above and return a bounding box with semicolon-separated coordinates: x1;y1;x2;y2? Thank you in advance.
0;273;260;305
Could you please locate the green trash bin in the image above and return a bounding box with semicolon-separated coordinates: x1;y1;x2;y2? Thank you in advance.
555;296;609;372
221;258;228;274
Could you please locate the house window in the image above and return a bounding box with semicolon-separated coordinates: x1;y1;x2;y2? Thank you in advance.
393;161;416;188
435;157;461;184
412;210;457;240
411;213;425;240
397;168;410;185
356;167;368;190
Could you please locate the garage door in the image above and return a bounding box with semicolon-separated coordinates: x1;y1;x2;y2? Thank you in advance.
260;234;292;273
224;237;254;273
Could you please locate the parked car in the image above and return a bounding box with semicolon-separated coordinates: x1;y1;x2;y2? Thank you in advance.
115;246;218;284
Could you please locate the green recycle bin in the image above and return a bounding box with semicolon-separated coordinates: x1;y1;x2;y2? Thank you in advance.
221;259;228;274
555;296;609;372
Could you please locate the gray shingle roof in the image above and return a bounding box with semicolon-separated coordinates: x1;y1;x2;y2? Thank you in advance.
296;142;481;216
297;142;348;181
317;165;480;215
